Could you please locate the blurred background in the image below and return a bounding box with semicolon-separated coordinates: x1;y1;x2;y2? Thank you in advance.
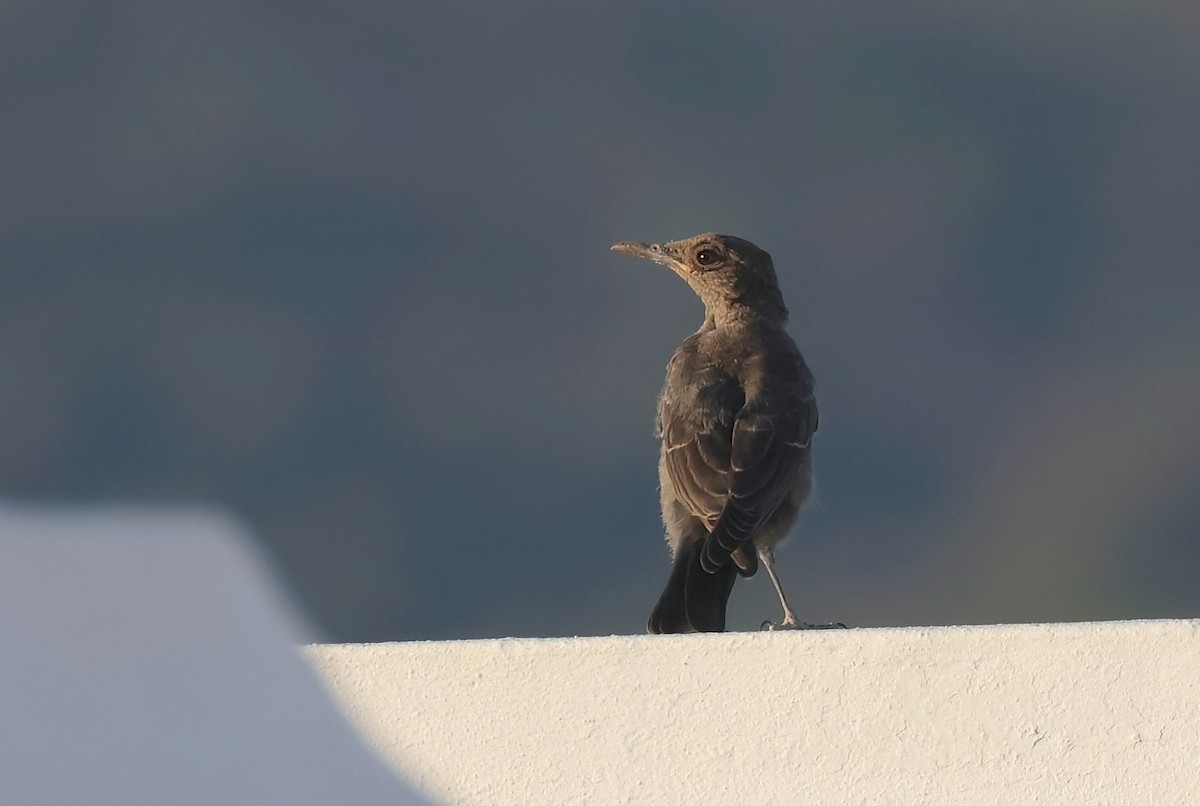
3;1;1198;641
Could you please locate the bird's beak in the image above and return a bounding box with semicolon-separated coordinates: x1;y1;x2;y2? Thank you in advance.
611;241;681;272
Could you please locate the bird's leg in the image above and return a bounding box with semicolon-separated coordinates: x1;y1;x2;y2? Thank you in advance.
757;544;847;631
757;544;799;629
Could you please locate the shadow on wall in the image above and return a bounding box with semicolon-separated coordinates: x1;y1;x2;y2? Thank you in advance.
0;502;429;805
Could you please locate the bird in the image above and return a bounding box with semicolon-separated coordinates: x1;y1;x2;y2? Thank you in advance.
612;233;829;634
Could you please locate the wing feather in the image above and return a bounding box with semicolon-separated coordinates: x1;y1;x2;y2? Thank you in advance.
659;338;818;575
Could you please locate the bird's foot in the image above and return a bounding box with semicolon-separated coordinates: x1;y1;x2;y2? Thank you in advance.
761;619;848;631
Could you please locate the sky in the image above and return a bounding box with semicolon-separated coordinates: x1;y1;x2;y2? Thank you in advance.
2;0;1199;640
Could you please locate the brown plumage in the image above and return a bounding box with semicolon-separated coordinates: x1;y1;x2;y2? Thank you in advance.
612;233;818;633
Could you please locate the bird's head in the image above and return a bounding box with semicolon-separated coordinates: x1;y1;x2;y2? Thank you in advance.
611;233;787;324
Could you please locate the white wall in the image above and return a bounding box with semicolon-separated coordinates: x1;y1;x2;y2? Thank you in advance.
309;621;1200;805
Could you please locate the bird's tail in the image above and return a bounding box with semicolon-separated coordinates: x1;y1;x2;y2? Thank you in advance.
647;541;739;634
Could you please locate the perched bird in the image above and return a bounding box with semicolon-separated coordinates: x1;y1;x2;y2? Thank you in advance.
612;233;825;634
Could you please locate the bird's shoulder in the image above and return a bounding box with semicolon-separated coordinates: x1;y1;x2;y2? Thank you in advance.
658;324;815;435
668;323;811;395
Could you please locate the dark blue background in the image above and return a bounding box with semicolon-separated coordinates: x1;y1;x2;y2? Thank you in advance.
3;1;1199;639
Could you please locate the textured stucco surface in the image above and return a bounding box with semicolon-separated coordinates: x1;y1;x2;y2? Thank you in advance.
308;621;1200;805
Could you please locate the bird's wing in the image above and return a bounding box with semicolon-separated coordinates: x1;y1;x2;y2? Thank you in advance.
660;379;741;529
698;388;817;573
661;372;815;515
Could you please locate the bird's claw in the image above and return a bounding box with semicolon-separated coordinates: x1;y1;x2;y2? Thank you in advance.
761;619;848;631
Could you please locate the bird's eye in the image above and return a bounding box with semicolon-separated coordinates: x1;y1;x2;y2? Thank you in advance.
695;249;720;266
